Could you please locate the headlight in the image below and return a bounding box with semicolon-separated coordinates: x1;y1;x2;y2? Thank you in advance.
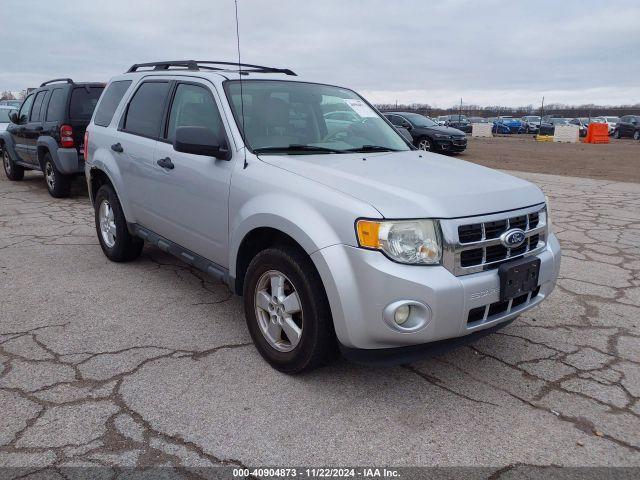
434;133;451;139
356;219;442;265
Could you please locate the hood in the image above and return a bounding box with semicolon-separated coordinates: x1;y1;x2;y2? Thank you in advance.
415;125;465;136
259;150;544;219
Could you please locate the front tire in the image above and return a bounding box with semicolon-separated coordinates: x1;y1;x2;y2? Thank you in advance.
43;153;71;198
416;137;432;151
3;148;24;181
613;129;621;139
634;130;640;141
94;184;143;262
243;247;336;373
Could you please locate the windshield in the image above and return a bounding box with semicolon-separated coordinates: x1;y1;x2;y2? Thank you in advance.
0;109;13;122
606;117;620;122
550;118;569;124
224;80;410;154
402;113;436;127
524;116;540;122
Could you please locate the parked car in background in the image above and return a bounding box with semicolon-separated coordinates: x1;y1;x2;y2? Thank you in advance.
598;116;620;135
84;60;560;372
443;114;472;133
538;117;569;135
468;116;488;123
0;78;104;197
435;116;448;126
521;116;541;133
0;106;17;132
569;118;590;137
324;110;361;136
0;100;23;108
496;116;525;134
613;115;640;140
385;112;467;153
487;117;511;134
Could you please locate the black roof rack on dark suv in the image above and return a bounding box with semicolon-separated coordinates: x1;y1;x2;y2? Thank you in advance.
40;78;74;87
126;60;296;76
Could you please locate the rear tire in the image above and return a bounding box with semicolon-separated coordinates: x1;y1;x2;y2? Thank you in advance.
43;153;71;198
94;184;143;262
243;247;336;373
416;137;432;151
2;148;24;181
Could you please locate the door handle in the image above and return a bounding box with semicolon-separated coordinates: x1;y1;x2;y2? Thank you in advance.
157;157;174;170
111;143;123;153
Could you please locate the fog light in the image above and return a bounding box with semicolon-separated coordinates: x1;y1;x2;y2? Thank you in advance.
394;305;411;325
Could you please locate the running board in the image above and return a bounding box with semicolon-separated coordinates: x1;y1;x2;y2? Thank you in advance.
129;224;230;285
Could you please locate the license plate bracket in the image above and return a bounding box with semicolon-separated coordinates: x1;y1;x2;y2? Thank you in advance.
498;257;540;302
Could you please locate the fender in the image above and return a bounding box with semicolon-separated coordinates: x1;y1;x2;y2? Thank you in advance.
88;144;134;223
36;137;82;174
0;131;19;162
228;191;374;281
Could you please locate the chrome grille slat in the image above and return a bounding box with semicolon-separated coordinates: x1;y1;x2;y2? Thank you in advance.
441;204;548;276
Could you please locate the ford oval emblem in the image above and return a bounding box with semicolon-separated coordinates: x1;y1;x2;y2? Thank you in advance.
500;228;526;249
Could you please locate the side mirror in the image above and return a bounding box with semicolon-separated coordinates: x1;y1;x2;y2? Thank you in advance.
173;126;229;159
9;112;19;124
402;122;412;130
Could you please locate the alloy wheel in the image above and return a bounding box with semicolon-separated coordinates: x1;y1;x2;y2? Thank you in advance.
634;131;640;141
254;270;303;352
98;200;117;248
45;161;55;190
418;139;432;151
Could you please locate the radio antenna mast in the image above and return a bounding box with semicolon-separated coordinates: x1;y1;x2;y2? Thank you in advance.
235;0;248;169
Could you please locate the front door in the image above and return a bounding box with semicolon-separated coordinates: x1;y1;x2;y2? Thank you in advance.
9;93;35;163
150;81;233;268
22;90;49;166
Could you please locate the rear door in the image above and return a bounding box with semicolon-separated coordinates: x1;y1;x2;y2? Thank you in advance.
618;116;631;136
9;93;35;162
150;80;233;266
68;85;104;155
22;90;49;165
115;79;172;227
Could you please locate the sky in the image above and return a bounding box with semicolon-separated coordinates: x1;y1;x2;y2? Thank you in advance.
1;0;639;107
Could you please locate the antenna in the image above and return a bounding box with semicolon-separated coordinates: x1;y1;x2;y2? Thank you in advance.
235;0;248;169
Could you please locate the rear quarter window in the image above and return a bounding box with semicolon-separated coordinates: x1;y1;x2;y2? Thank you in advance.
69;86;104;120
94;80;132;127
46;89;66;121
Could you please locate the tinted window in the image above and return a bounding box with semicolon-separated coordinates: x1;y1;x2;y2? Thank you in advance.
166;83;225;143
94;80;132;127
30;91;47;122
46;89;66;121
69;86;104;120
124;82;170;138
18;95;35;123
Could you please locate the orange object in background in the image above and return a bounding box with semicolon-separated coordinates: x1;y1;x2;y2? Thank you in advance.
584;123;610;144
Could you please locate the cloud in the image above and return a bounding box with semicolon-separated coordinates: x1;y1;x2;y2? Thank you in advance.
0;0;638;106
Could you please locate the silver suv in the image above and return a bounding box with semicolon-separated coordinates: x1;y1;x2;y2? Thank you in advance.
85;60;561;373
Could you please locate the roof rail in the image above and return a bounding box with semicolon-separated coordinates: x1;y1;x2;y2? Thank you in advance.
126;60;296;76
40;78;74;87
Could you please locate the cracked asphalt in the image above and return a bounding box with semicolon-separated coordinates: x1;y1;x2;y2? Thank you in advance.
0;167;639;476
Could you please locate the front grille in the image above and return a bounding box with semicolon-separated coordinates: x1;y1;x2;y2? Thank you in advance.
442;205;547;276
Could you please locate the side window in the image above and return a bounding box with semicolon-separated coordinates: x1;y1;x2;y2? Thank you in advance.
123;81;170;138
46;89;66;121
388;115;402;126
94;80;132;127
18;95;35;123
620;116;629;123
30;91;47;122
166;83;225;143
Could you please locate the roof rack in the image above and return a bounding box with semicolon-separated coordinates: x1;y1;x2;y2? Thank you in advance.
40;78;74;87
126;60;296;76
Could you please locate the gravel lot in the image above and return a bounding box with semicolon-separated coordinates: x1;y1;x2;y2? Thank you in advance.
1;144;639;475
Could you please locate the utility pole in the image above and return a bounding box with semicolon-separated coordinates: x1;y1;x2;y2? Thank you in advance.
540;96;545;131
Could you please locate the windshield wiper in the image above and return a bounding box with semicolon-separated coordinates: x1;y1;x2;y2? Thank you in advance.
342;145;399;153
253;145;341;154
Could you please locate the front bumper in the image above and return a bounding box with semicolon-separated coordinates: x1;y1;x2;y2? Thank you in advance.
311;234;561;351
434;138;467;152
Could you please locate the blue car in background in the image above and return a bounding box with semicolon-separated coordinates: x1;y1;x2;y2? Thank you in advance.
487;117;512;134
496;116;525;133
